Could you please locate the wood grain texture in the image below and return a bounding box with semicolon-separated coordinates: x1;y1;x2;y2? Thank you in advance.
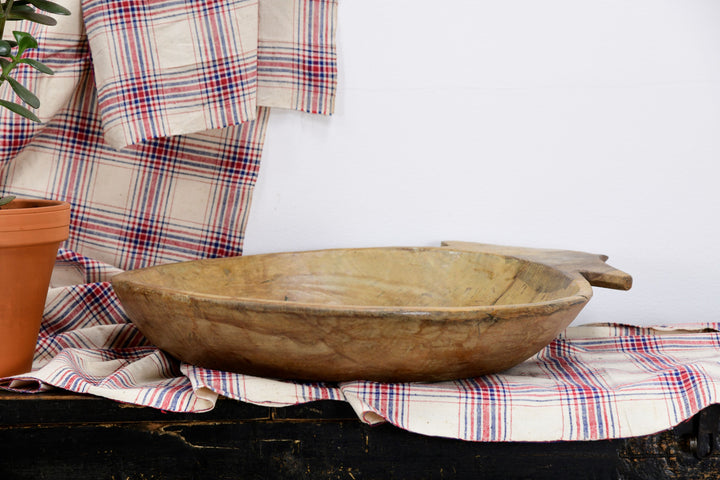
442;241;633;291
112;243;631;382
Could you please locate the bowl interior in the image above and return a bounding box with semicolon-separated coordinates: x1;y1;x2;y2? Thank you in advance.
126;247;582;308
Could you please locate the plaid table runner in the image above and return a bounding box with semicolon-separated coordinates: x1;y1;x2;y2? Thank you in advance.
2;249;720;442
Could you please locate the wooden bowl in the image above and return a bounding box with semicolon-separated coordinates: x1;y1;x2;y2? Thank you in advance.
111;241;632;382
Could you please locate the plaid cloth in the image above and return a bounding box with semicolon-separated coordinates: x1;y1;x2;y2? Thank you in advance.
0;0;337;270
2;249;720;442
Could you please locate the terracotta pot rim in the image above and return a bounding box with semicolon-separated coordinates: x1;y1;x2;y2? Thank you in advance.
0;198;70;215
0;198;71;244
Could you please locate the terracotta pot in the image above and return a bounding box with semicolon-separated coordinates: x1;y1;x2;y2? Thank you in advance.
0;198;71;377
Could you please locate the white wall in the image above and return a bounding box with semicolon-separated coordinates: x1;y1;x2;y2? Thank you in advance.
244;0;720;326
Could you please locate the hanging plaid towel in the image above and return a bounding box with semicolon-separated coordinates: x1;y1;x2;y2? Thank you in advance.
0;0;337;269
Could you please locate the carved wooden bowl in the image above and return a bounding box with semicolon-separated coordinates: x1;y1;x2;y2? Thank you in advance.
112;241;632;382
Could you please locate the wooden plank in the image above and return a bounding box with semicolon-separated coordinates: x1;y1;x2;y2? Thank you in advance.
0;416;621;479
0;390;719;479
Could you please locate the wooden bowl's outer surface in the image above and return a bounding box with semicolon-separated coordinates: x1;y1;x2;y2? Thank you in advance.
112;245;621;382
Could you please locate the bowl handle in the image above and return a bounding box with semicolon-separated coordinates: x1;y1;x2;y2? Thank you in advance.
441;241;632;291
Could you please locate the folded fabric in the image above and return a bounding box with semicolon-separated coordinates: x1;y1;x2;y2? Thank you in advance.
338;323;720;441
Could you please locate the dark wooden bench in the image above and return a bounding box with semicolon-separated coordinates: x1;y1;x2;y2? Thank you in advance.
1;390;718;479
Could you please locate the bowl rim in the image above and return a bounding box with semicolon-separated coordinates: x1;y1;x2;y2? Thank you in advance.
112;246;595;317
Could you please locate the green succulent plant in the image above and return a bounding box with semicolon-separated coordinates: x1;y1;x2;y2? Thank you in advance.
0;0;69;207
0;0;70;123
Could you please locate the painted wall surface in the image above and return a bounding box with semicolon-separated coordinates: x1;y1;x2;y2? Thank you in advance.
244;0;720;326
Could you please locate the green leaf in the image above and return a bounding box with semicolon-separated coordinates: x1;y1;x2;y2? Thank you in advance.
13;31;38;53
9;4;35;14
18;57;53;74
0;40;11;57
0;58;10;76
25;0;70;15
0;196;16;207
7;10;57;26
0;99;40;122
6;76;40;108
